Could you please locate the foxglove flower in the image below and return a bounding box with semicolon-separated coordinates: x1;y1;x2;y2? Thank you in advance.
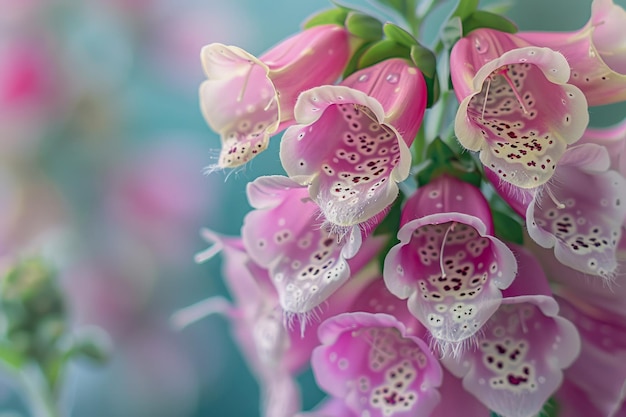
280;58;427;228
451;28;588;189
175;230;303;417
556;294;626;417
517;0;626;106
200;24;351;168
486;141;626;278
242;175;385;315
311;279;443;417
383;175;517;347
514;144;626;278
443;245;580;417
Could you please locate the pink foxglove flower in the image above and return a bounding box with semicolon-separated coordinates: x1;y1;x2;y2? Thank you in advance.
383;175;517;348
177;230;321;417
517;0;626;106
311;279;443;417
241;175;385;315
443;245;580;417
526;144;626;278
280;58;427;228
200;24;351;168
491;143;626;278
556;294;626;417
451;28;589;189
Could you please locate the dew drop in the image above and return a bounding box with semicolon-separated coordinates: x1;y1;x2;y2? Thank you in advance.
386;73;399;84
358;74;369;82
474;37;489;54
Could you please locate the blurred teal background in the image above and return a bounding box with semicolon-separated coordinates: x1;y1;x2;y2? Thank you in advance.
0;0;624;416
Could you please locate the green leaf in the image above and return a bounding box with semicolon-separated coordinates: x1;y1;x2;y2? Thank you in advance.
0;343;27;370
416;138;483;187
374;194;404;237
302;7;349;29
357;39;411;69
462;10;518;35
346;12;383;41
440;15;463;49
450;0;479;20
371;0;418;21
383;22;418;48
342;41;375;78
410;44;439;107
491;209;523;244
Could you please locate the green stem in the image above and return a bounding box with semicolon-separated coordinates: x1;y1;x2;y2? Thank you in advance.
20;365;60;417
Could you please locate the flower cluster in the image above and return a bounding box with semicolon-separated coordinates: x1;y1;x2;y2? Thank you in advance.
188;1;626;416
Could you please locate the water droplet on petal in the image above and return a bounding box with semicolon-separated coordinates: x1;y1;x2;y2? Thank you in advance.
474;37;489;54
386;73;399;84
358;74;369;82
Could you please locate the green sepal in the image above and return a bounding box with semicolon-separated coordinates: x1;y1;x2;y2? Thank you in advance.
410;44;439;107
346;12;384;41
357;39;412;69
380;23;439;107
462;10;518;36
302;7;349;29
416;137;482;187
383;22;418;48
343;41;376;78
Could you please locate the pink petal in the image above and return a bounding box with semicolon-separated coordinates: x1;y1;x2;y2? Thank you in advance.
557;295;626;416
443;245;580;417
200;25;351;168
526;144;626;277
281;58;427;227
242;175;364;313
452;29;588;189
517;0;626;106
383;176;517;345
312;312;442;417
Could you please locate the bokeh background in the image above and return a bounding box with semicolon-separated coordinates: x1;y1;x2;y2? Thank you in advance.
0;0;624;416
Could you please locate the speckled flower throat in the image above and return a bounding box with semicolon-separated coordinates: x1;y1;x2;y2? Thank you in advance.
190;1;626;417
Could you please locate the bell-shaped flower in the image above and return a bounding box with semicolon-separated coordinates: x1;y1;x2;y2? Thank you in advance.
383;175;517;349
556;294;626;417
174;230;302;417
242;175;385;316
200;24;351;168
517;0;626;106
442;245;580;417
451;28;589;189
526;144;626;278
311;278;443;417
280;58;427;228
